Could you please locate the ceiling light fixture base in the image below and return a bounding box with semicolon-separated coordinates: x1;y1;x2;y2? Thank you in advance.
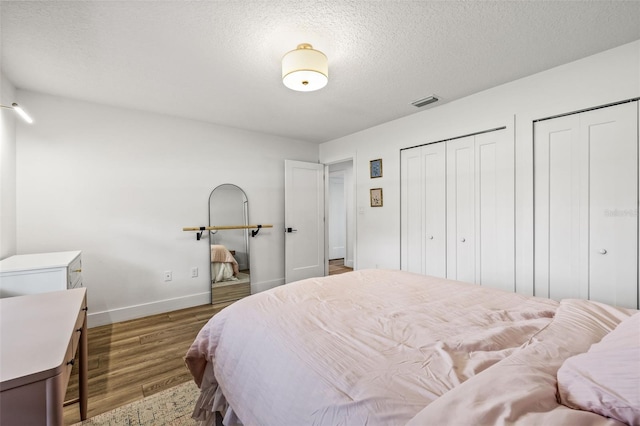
282;43;328;92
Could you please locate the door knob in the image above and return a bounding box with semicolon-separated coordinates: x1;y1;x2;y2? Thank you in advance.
599;249;607;255
286;227;298;233
460;238;466;243
428;235;434;240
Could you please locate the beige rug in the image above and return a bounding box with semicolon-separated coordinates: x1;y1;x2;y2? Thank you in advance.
74;381;200;425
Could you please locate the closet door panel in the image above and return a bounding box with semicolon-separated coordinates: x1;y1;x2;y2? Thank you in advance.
423;143;447;278
401;148;424;274
447;136;475;283
475;129;514;292
584;103;638;308
534;116;582;300
535;101;638;309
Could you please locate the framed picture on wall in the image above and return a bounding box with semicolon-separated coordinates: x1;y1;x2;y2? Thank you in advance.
370;159;382;178
370;188;383;207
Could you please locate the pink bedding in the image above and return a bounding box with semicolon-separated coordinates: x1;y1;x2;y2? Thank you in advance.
210;245;239;276
186;269;566;425
406;299;634;426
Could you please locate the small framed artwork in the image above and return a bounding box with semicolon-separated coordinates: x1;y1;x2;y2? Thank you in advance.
370;158;382;178
370;188;383;207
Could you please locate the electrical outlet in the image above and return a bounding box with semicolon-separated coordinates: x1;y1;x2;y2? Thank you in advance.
191;267;198;278
164;270;172;282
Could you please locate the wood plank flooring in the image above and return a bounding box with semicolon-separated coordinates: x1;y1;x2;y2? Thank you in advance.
63;303;223;425
329;258;353;275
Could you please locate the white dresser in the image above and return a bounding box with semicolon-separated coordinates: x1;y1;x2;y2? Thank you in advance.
0;251;82;298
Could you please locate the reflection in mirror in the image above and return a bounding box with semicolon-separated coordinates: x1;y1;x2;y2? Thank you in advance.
209;184;251;306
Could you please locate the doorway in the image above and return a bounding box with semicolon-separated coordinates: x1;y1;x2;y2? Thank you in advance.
327;160;354;274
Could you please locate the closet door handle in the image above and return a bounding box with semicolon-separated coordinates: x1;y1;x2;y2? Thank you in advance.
428;235;434;240
460;238;466;243
599;249;607;255
285;227;297;233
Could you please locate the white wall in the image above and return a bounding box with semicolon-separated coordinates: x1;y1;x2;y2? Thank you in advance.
0;72;17;259
15;91;318;326
319;40;640;294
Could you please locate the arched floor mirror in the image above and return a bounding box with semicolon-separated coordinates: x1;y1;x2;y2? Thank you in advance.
208;184;251;306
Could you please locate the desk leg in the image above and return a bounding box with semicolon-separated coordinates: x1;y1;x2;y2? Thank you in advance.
79;315;88;420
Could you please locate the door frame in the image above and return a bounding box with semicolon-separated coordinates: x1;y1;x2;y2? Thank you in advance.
323;155;357;274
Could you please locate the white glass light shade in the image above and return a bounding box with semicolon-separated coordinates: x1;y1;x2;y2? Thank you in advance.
282;43;328;92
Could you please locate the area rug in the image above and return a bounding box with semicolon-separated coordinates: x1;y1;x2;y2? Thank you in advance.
73;381;200;425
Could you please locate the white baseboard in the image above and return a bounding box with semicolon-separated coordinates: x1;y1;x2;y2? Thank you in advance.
252;277;285;294
87;291;210;328
88;278;286;328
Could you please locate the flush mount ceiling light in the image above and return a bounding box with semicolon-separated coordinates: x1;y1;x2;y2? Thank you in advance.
0;102;33;123
282;43;328;92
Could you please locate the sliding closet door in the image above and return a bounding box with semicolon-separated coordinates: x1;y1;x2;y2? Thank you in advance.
401;144;446;277
534;101;638;309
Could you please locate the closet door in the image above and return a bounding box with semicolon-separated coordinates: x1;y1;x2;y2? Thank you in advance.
400;144;446;277
534;101;638;309
584;103;637;308
422;144;446;277
446;136;476;283
447;129;514;290
401;148;424;274
534;115;583;300
475;130;515;292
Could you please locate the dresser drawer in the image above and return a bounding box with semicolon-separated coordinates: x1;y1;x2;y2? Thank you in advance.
0;251;82;297
71;295;87;355
62;338;76;391
68;255;83;289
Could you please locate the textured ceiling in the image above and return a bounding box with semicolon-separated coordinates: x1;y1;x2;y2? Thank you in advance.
1;1;639;143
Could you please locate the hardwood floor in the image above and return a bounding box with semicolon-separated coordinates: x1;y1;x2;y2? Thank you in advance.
329;258;353;275
63;303;223;425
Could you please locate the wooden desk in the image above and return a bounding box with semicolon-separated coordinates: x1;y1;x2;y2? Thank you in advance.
0;288;88;425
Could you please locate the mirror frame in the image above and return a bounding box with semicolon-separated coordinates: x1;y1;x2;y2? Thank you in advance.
208;183;250;304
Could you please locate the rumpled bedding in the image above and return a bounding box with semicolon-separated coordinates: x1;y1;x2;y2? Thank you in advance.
210;245;239;283
185;269;561;425
406;299;634;426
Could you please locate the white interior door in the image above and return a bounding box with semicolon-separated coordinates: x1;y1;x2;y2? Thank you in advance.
447;136;476;283
401;147;424;274
534;115;583;300
285;160;325;283
401;143;446;276
422;143;447;278
583;103;637;308
534;101;638;309
328;172;346;260
475;129;514;292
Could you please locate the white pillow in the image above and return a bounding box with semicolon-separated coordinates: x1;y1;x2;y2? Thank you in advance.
557;313;640;425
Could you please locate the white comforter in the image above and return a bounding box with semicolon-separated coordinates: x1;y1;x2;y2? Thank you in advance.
186;269;570;425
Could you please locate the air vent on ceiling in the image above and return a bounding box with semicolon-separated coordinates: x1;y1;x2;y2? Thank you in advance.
411;95;439;108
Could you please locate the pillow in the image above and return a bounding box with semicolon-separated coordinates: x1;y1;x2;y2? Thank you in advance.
557;313;640;425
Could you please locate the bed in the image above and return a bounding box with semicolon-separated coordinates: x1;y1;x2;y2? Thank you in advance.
210;245;239;283
185;269;639;426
